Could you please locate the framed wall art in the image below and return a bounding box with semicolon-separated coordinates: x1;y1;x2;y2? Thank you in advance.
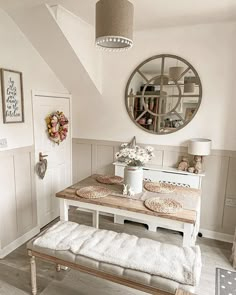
1;69;24;123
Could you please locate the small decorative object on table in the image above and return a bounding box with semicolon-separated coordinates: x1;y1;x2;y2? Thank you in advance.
76;186;111;199
177;157;189;171
123;184;128;195
127;187;135;196
116;139;154;194
46;111;69;145
122;184;135;197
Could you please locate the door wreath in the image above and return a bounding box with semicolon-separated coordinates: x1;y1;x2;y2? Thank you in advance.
46;111;69;144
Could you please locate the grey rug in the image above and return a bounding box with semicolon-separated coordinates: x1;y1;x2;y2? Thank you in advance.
216;268;236;295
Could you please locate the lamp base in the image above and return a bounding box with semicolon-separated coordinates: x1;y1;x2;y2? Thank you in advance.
193;155;203;174
187;155;204;174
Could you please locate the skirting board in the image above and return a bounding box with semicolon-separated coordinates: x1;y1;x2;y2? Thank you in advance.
200;228;233;243
0;226;40;259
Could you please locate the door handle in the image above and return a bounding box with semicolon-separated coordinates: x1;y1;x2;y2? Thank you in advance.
39;152;48;162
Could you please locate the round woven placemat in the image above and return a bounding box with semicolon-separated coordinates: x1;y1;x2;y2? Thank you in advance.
144;197;183;214
144;182;176;194
76;186;112;199
96;175;123;185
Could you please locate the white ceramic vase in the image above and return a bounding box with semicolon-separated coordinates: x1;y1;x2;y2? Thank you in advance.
124;166;143;194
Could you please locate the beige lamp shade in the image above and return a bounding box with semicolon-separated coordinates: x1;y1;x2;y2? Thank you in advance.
96;0;134;50
188;138;212;156
184;82;195;93
153;76;169;85
169;66;185;81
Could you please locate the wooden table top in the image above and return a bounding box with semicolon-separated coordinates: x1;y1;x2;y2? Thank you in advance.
56;175;198;224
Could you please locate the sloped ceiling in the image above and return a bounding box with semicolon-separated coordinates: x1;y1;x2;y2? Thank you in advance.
5;4;102;98
1;0;236;31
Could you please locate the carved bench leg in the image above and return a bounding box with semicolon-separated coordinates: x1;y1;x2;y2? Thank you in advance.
30;256;37;295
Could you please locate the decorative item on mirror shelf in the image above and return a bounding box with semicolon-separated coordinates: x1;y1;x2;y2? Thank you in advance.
189;155;202;174
177;157;189;171
115;139;154;194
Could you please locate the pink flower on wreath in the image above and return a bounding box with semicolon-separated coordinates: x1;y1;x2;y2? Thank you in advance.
46;111;69;145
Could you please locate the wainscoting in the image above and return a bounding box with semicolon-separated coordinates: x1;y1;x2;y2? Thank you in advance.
0;146;39;258
73;138;236;241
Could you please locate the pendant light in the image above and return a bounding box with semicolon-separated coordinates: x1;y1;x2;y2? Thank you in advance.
96;0;134;51
153;76;169;85
169;66;185;81
184;72;195;93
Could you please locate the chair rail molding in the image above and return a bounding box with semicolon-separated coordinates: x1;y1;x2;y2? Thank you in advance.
72;137;236;242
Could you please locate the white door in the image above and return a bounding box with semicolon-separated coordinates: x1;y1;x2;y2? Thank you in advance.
33;92;71;228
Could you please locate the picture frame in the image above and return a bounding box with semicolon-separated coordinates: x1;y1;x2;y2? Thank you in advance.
1;68;24;123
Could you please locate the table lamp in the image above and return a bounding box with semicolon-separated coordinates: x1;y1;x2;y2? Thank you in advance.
188;138;212;173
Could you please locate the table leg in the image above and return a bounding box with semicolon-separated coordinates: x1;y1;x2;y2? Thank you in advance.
183;223;194;247
93;211;99;228
60;199;69;221
147;223;157;232
59;199;69;271
114;215;125;225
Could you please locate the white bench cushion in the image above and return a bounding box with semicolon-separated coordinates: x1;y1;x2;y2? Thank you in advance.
27;221;200;294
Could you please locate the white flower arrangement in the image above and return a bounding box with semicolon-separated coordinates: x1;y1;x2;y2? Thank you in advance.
115;143;155;167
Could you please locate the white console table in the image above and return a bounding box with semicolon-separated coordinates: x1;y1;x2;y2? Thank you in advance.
113;162;205;233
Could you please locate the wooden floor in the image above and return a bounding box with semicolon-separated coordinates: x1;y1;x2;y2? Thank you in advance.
0;207;234;295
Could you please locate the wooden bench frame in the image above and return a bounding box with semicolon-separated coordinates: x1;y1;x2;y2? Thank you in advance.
28;249;195;295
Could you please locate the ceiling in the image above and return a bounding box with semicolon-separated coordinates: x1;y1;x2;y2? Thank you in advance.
1;0;236;30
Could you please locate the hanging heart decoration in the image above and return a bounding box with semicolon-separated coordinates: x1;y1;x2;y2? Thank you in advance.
46;111;69;145
36;159;47;179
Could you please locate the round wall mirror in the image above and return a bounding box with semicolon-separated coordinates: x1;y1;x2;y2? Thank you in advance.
125;54;202;134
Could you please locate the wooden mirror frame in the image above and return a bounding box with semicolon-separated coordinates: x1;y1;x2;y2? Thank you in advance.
125;54;202;135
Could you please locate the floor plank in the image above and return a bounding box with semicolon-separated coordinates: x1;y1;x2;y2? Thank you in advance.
0;208;233;295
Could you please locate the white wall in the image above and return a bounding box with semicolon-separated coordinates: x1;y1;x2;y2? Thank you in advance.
0;8;67;151
73;21;236;151
54;5;102;93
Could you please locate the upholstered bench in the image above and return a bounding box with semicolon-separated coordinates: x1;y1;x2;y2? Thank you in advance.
27;221;200;295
